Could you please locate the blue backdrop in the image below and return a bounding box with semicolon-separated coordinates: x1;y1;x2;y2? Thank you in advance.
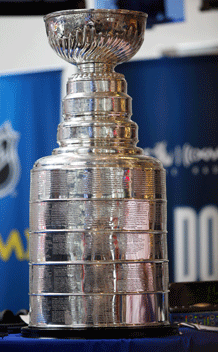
119;55;218;283
0;69;62;313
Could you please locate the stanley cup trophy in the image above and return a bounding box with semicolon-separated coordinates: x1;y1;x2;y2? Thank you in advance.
22;8;172;338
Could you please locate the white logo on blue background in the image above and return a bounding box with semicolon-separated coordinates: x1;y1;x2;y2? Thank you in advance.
0;121;21;198
143;141;218;177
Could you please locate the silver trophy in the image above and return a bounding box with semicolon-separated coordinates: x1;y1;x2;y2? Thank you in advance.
24;8;170;338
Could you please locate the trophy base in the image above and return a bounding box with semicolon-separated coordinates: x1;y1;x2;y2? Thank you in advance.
21;324;179;339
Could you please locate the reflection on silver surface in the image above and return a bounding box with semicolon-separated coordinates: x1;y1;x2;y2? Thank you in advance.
29;8;169;329
30;293;168;327
30;262;169;293
30;232;168;262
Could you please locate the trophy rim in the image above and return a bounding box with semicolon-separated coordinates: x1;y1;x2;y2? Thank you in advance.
44;8;148;22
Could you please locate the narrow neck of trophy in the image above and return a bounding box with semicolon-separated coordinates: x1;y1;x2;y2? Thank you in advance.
77;62;115;74
55;61;142;155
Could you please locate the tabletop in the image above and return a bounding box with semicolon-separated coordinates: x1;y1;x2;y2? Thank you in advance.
0;327;218;352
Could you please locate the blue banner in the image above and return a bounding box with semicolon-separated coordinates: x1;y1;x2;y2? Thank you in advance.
119;55;218;283
0;69;62;313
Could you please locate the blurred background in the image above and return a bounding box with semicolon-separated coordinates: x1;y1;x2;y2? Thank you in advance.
0;0;218;313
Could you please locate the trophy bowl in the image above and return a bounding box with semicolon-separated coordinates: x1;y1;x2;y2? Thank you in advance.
44;9;147;65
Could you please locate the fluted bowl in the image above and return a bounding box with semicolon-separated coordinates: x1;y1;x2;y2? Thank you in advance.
44;9;147;66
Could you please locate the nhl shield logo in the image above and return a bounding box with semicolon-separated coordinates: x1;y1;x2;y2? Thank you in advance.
0;121;21;198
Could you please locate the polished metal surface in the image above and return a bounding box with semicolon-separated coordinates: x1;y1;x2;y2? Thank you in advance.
29;232;168;262
29;293;167;327
44;8;147;65
30;262;169;293
28;9;169;329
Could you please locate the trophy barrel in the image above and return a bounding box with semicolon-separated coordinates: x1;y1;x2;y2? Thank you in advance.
24;9;170;337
